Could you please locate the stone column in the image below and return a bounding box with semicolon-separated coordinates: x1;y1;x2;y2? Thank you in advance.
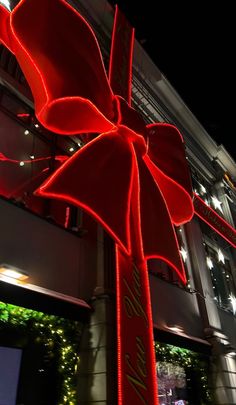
185;218;236;404
77;226;117;404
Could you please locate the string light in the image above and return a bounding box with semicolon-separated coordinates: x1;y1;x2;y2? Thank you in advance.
155;342;212;403
211;196;223;213
218;249;225;264
200;184;207;194
19;161;25;166
206;257;214;270
0;301;82;404
24;129;30;135
180;246;187;262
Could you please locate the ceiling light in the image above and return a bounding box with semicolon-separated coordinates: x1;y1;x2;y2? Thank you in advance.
167;324;184;333
0;264;28;282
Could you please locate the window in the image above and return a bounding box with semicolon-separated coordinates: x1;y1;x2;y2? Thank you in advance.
0;86;83;231
205;244;236;313
155;342;212;405
148;226;192;290
191;171;225;219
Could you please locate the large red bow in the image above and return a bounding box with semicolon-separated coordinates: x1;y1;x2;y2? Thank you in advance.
0;1;194;404
0;0;193;282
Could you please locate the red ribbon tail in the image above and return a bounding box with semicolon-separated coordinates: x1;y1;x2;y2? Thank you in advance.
116;246;159;405
139;157;187;284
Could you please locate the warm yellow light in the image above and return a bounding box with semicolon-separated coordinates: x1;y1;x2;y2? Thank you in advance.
166;324;184;333
0;265;28;281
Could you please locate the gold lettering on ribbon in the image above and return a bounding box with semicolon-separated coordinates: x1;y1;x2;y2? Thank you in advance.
123;264;150;403
123;264;148;326
125;336;148;405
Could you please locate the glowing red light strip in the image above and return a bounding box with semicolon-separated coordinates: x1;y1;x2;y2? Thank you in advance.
0;153;68;165
109;5;135;106
17;113;30;118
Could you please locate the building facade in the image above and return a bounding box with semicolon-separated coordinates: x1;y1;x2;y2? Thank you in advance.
0;1;236;404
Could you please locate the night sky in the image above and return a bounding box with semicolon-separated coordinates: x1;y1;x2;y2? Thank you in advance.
111;1;235;162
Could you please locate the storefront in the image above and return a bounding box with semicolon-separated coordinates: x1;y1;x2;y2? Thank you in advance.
155;338;212;405
0;280;90;405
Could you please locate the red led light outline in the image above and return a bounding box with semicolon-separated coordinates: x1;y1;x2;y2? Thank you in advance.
9;0;115;133
144;153;194;225
35;130;135;256
115;245;122;405
9;0;50;115
17;113;30;118
108;5;135;106
37;97;115;135
129;143;159;401
0;153;68;165
0;5;13;52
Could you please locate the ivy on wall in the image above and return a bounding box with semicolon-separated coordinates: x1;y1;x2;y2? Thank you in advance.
155;341;213;404
0;301;83;405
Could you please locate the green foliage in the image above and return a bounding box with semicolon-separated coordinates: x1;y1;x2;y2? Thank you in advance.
155;341;213;404
0;301;82;405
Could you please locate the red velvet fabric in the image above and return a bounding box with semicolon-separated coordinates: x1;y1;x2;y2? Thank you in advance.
0;0;194;284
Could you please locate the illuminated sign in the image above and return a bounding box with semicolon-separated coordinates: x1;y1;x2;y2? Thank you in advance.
194;193;236;248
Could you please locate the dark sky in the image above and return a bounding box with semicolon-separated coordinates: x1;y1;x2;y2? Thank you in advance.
112;1;235;162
